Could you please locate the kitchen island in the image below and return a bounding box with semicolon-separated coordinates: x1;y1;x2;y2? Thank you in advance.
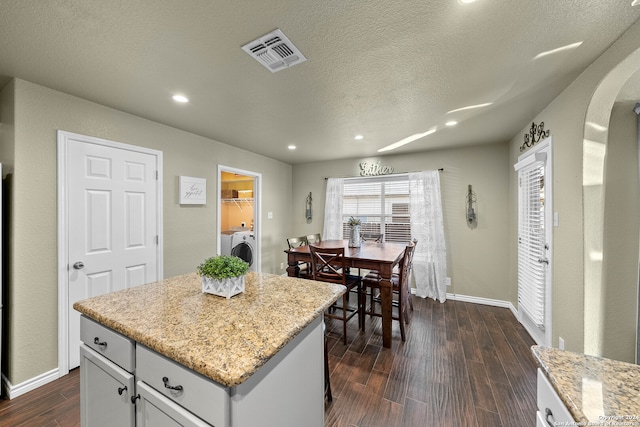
532;345;640;426
74;272;344;427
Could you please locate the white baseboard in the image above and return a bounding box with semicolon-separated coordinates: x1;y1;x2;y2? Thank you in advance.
445;292;518;318
410;288;517;317
2;368;61;400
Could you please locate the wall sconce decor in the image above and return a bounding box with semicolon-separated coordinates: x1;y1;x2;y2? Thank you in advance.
466;184;477;225
305;192;312;223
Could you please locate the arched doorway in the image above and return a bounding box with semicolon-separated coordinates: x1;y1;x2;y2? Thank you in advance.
583;47;640;363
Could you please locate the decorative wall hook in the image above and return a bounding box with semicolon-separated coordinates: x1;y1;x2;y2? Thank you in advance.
520;122;550;152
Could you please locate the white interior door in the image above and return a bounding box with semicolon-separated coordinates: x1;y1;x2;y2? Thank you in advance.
60;132;162;370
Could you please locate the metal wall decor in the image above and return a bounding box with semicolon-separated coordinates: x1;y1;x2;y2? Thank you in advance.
520;122;550;152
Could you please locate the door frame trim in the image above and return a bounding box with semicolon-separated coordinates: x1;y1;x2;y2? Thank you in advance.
515;137;553;347
57;130;164;375
216;164;261;271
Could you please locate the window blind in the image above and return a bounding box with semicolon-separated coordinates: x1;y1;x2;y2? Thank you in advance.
517;161;546;328
342;176;411;243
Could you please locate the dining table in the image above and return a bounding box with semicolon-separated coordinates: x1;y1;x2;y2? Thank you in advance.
285;239;407;348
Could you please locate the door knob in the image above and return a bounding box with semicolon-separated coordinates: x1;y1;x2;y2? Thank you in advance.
73;261;85;270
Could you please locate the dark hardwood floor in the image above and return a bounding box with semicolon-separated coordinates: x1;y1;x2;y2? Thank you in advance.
0;297;537;427
323;296;538;427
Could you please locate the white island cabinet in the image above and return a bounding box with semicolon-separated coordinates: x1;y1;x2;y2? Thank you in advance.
80;317;136;427
75;272;342;427
80;315;323;427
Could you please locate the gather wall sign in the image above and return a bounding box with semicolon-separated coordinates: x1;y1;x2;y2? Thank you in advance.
359;161;394;176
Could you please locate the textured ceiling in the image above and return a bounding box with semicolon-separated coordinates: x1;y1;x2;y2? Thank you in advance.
1;1;640;164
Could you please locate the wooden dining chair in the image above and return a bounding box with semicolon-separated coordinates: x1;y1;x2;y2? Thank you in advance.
361;232;383;242
309;245;363;344
287;236;311;278
361;242;415;341
287;236;308;248
306;233;322;244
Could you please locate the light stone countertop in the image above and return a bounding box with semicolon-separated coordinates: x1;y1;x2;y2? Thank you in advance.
532;345;640;424
73;272;345;387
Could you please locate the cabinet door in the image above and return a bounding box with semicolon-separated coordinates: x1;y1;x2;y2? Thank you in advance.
537;369;574;423
80;346;135;427
136;380;213;427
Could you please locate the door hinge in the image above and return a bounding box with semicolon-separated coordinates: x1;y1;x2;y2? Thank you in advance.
156;170;158;180
156;235;159;245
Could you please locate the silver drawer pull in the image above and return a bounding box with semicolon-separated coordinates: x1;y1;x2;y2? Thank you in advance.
93;337;107;349
545;408;555;427
162;376;184;392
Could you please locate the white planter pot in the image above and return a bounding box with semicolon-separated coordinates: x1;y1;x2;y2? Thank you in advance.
202;275;245;299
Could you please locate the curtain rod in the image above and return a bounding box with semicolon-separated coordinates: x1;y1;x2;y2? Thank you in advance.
324;168;443;180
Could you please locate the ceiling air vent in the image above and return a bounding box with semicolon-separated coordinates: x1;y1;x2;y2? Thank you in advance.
242;29;307;73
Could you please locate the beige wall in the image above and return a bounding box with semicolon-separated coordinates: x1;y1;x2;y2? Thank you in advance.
508;18;640;356
3;78;292;385
290;143;513;302
600;102;639;363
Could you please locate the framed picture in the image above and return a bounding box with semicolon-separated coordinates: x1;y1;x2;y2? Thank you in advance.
179;176;206;205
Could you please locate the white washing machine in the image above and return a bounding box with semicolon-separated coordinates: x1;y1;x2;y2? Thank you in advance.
221;230;257;271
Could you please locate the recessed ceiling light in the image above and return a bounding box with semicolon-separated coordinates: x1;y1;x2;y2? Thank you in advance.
445;121;458;127
447;103;492;114
533;42;583;60
378;128;437;152
459;0;476;3
633;0;640;6
288;145;297;150
354;134;364;140
172;94;189;103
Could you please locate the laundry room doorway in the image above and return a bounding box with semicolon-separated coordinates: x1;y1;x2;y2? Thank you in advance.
217;165;261;272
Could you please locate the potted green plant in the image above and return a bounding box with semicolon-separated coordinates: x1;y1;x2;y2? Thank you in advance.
347;216;361;248
197;255;250;298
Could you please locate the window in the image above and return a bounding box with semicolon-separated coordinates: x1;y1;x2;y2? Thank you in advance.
341;176;411;243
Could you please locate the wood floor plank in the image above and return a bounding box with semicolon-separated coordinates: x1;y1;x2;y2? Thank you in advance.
465;359;499;413
460;329;483;362
382;354;411;404
348;344;379;385
0;298;540;427
401;397;428;426
491;379;533;426
475;407;504;427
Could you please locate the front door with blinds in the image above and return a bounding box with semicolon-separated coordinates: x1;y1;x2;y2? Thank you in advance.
515;139;553;346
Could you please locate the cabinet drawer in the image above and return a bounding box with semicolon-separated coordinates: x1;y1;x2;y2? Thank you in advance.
537;368;575;424
136;380;212;427
81;316;135;372
136;345;230;427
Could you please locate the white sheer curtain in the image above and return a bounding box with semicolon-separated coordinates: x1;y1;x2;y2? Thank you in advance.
409;171;447;302
322;178;344;240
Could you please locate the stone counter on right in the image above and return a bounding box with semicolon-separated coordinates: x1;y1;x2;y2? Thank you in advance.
532;345;640;425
